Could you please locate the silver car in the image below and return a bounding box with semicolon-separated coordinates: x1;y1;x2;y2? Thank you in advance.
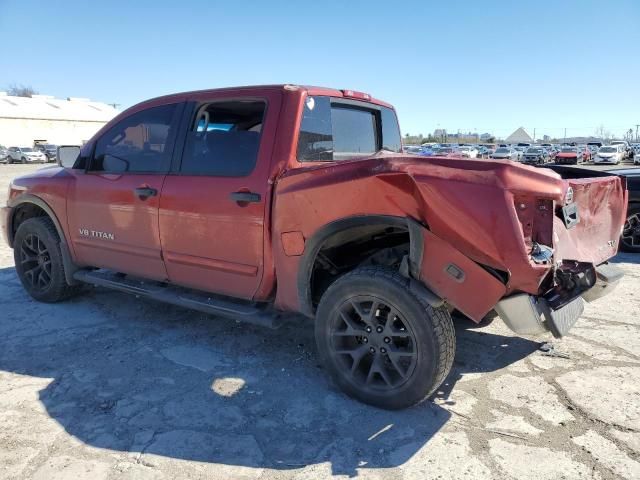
7;147;47;164
490;147;519;160
0;145;9;164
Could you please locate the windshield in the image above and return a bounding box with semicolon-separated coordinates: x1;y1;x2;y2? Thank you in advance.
561;147;577;153
21;148;35;152
526;148;542;154
599;147;616;153
495;148;509;153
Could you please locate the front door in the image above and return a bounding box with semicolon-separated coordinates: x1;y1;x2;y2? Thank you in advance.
159;91;282;300
67;102;183;281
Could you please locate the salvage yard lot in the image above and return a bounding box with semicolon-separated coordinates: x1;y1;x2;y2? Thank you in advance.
0;163;639;479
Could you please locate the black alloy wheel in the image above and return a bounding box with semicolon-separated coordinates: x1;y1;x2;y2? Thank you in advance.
329;295;419;392
14;217;81;302
19;232;53;293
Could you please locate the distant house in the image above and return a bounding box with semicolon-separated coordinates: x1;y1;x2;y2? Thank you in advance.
0;93;119;146
479;133;493;141
505;127;534;144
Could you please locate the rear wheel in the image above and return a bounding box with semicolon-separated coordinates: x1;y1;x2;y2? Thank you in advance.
621;206;640;253
315;266;455;409
14;217;81;302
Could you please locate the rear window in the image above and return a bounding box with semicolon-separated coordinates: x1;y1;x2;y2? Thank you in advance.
297;96;401;162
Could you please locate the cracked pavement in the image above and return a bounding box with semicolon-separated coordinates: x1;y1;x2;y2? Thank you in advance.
0;164;639;479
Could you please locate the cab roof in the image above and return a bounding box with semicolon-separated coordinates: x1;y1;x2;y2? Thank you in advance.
128;84;394;112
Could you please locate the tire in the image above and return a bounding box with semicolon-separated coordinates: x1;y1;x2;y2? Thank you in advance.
315;266;455;409
21;157;26;164
13;217;81;302
621;206;640;253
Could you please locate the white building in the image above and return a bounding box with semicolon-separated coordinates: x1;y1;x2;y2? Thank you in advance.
0;92;120;147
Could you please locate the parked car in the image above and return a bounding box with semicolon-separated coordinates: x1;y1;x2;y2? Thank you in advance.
477;146;492;158
35;143;58;163
0;145;9;164
419;146;436;156
490;147;519;160
634;146;640;165
7;147;47;164
403;145;424;154
432;146;460;156
594;145;623;165
522;147;550;165
555;146;584;165
513;147;526;160
2;84;626;409
458;146;478;158
578;145;592;162
610;140;630;159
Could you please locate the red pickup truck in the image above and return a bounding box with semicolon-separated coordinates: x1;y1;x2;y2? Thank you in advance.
2;85;627;409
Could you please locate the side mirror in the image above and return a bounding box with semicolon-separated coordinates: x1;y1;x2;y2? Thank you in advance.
57;146;80;168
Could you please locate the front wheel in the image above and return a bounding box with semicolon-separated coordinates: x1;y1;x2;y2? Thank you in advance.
315;266;455;409
14;217;81;302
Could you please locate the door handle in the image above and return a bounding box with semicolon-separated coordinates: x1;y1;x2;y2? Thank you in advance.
230;191;261;203
134;186;158;200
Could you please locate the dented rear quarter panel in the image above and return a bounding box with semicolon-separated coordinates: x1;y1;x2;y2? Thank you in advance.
272;154;626;321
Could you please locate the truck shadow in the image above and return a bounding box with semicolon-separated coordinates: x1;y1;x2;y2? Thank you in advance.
0;266;539;477
611;252;640;265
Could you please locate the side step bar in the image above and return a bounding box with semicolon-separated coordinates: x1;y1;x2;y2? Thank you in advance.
73;269;284;329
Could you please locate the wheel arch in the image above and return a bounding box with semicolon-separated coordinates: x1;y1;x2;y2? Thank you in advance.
296;215;429;317
8;194;78;285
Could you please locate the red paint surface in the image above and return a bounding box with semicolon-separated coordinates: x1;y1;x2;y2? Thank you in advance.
4;85;628;322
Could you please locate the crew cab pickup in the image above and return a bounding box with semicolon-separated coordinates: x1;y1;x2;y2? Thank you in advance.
2;85;627;409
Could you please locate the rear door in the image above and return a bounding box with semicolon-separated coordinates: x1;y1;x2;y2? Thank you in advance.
67;102;183;280
159;90;282;300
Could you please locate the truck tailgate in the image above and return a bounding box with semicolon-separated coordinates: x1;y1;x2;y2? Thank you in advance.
554;175;627;265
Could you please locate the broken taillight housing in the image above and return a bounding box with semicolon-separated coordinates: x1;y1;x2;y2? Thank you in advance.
514;196;555;263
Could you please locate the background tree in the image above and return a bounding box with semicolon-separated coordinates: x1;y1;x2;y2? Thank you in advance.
6;84;38;97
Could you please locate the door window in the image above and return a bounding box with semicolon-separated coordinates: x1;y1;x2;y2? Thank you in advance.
91;104;178;173
180;100;266;176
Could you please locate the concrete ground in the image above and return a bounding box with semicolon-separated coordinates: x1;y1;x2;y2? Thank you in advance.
0;163;639;480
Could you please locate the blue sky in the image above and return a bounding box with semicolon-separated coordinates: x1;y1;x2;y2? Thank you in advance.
1;0;638;139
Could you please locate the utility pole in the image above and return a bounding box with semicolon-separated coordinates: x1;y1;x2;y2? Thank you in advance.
533;128;536;143
108;103;121;109
635;124;639;142
564;128;567;144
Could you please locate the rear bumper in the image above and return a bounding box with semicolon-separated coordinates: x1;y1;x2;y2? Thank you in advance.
495;263;623;338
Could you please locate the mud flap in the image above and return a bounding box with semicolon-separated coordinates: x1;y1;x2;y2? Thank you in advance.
418;229;506;322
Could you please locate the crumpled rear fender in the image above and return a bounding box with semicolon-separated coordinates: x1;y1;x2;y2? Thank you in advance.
411;221;507;321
